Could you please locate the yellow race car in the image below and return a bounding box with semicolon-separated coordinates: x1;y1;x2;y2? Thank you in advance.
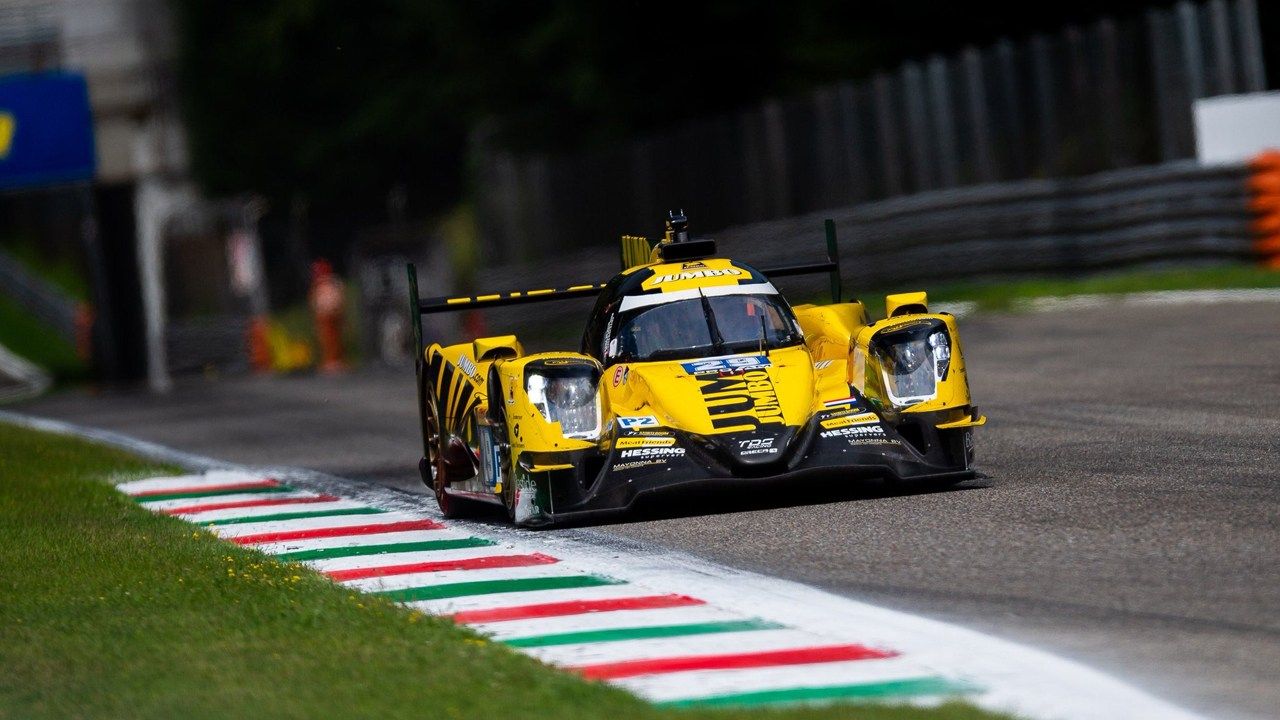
407;212;985;527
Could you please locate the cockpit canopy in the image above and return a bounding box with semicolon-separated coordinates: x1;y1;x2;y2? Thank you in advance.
582;260;804;364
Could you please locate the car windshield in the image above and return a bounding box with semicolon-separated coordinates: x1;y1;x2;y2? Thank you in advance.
604;292;803;363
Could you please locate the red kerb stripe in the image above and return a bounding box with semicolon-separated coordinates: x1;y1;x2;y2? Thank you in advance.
325;553;558;581
131;479;280;497
576;644;896;680
162;494;340;515
231;519;444;545
451;594;705;624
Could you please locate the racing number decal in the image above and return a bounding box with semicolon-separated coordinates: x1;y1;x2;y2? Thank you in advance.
681;355;771;375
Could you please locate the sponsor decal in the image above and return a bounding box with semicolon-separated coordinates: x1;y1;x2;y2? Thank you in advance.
698;370;786;431
611;365;630;387
682;355;771;376
820;423;887;440
617;415;659;429
651;268;743;284
458;354;478;378
620;447;686;459
615;436;676;449
611;459;666;472
682;261;708;269
820;412;879;429
814;359;834;370
737;437;779;455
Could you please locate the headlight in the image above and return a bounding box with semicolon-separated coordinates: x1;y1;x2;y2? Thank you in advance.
871;320;950;408
525;365;602;440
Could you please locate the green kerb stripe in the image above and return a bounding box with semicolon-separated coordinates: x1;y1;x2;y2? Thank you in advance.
135;486;294;502
504;619;783;648
375;575;622;602
201;507;385;526
272;537;495;562
659;677;976;708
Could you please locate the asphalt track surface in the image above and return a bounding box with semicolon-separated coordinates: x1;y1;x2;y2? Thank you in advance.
17;302;1280;719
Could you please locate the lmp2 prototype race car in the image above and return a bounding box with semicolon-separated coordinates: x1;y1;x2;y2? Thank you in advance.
407;212;985;527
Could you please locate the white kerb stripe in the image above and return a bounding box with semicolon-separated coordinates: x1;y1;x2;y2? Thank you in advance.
117;471;271;494
616;656;939;703
173;499;369;523
139;490;324;512
250;528;472;555
405;583;651;617
341;564;580;593
473;605;751;641
305;545;531;573
524;627;827;667
208;511;425;539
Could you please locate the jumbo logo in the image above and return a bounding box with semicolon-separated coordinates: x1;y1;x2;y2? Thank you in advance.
651;268;742;284
698;369;785;431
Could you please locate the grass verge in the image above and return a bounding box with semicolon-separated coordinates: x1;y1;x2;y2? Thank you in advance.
0;422;1004;720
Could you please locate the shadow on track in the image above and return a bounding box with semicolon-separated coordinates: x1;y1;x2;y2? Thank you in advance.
458;474;992;530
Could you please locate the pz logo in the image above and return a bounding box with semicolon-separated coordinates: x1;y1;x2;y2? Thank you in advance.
617;415;658;429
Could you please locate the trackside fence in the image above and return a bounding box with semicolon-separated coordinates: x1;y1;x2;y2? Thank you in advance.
453;160;1256;342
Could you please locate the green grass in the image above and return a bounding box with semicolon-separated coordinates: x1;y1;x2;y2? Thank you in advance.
855;263;1280;319
0;422;1005;720
0;293;87;383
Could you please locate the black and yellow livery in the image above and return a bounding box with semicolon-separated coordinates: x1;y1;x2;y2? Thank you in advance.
409;212;985;527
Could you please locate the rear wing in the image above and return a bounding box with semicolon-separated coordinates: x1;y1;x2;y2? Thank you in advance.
407;218;844;359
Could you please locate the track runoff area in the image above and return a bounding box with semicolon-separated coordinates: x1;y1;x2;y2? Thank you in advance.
111;461;1199;719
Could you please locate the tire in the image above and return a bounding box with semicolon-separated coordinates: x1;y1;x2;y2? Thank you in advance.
420;379;465;518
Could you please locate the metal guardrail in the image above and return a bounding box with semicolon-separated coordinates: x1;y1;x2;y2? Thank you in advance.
455;160;1253;344
0;246;79;343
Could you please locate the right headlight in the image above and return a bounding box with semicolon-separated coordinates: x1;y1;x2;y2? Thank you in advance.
524;363;603;440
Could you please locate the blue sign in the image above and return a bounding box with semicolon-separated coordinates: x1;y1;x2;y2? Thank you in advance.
0;72;96;190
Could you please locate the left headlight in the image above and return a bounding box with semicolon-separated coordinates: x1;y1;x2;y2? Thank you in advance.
525;365;603;440
870;319;951;407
